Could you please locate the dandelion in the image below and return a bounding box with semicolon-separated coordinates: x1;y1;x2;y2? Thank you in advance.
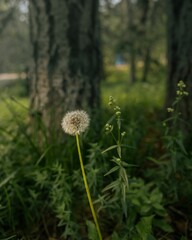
61;110;90;136
61;110;102;240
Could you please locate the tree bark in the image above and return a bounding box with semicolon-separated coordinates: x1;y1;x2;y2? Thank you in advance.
166;0;192;123
141;47;150;83
29;0;101;133
140;0;153;83
126;0;137;83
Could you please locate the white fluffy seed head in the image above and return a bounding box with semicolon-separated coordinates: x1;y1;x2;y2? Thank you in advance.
61;110;90;136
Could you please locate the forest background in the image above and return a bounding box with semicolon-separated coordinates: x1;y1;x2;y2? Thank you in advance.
0;0;192;239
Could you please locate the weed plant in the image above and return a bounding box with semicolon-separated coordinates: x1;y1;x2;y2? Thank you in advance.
148;81;192;202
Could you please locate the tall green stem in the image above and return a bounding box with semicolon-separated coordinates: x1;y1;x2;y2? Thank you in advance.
75;134;102;240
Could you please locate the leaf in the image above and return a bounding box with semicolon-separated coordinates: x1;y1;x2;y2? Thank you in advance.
102;144;134;154
86;220;99;240
117;144;121;158
175;139;187;154
121;161;138;167
153;203;165;211
102;145;118;154
121;183;127;217
147;157;167;165
104;166;119;176
102;180;119;192
120;144;135;149
35;145;52;165
0;171;17;188
136;215;154;240
111;232;120;240
120;168;129;188
154;219;173;233
0;236;17;240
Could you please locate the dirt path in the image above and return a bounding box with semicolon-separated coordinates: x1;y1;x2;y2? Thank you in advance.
0;73;26;87
0;73;26;81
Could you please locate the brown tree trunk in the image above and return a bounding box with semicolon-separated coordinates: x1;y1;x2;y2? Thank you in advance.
126;0;137;83
140;0;158;83
141;47;150;83
29;0;101;134
166;0;192;123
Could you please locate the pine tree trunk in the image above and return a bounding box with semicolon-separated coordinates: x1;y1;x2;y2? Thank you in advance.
141;47;150;82
126;0;137;83
29;0;101;132
140;0;156;83
166;0;192;123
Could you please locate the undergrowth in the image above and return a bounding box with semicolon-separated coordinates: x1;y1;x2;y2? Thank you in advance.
0;73;191;240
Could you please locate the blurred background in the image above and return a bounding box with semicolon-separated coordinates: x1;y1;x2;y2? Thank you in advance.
0;0;167;108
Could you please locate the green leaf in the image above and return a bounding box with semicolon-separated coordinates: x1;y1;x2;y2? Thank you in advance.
102;180;119;192
121;161;138;167
102;145;118;154
136;215;154;240
0;171;17;188
111;232;120;240
140;206;151;214
153;203;165;211
117;144;121;158
120;144;135;149
131;198;141;207
0;236;17;240
102;144;134;154
121;183;127;217
104;166;119;176
86;220;99;240
154;219;173;233
147;157;166;165
120;168;129;188
175;139;187;154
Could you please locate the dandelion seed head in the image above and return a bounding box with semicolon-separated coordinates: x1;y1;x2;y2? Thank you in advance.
61;110;90;136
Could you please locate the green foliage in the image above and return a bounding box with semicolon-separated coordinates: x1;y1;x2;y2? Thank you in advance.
102;66;166;113
86;220;99;240
0;73;191;239
147;81;192;203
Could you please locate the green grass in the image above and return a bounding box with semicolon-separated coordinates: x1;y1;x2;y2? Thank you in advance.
102;65;166;112
0;79;28;122
0;66;166;122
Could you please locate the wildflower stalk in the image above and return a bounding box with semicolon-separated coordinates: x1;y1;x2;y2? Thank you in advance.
61;110;102;239
75;134;102;240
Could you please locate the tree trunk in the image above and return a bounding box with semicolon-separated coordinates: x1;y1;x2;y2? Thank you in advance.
29;0;101;133
130;47;136;83
126;0;137;83
141;47;150;83
166;0;192;124
141;0;157;83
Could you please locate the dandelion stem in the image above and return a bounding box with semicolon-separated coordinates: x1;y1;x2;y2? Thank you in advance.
75;134;102;240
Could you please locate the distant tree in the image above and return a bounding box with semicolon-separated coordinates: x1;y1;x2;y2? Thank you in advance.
0;4;14;35
100;0;166;83
0;0;30;73
166;0;192;125
29;0;101;132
